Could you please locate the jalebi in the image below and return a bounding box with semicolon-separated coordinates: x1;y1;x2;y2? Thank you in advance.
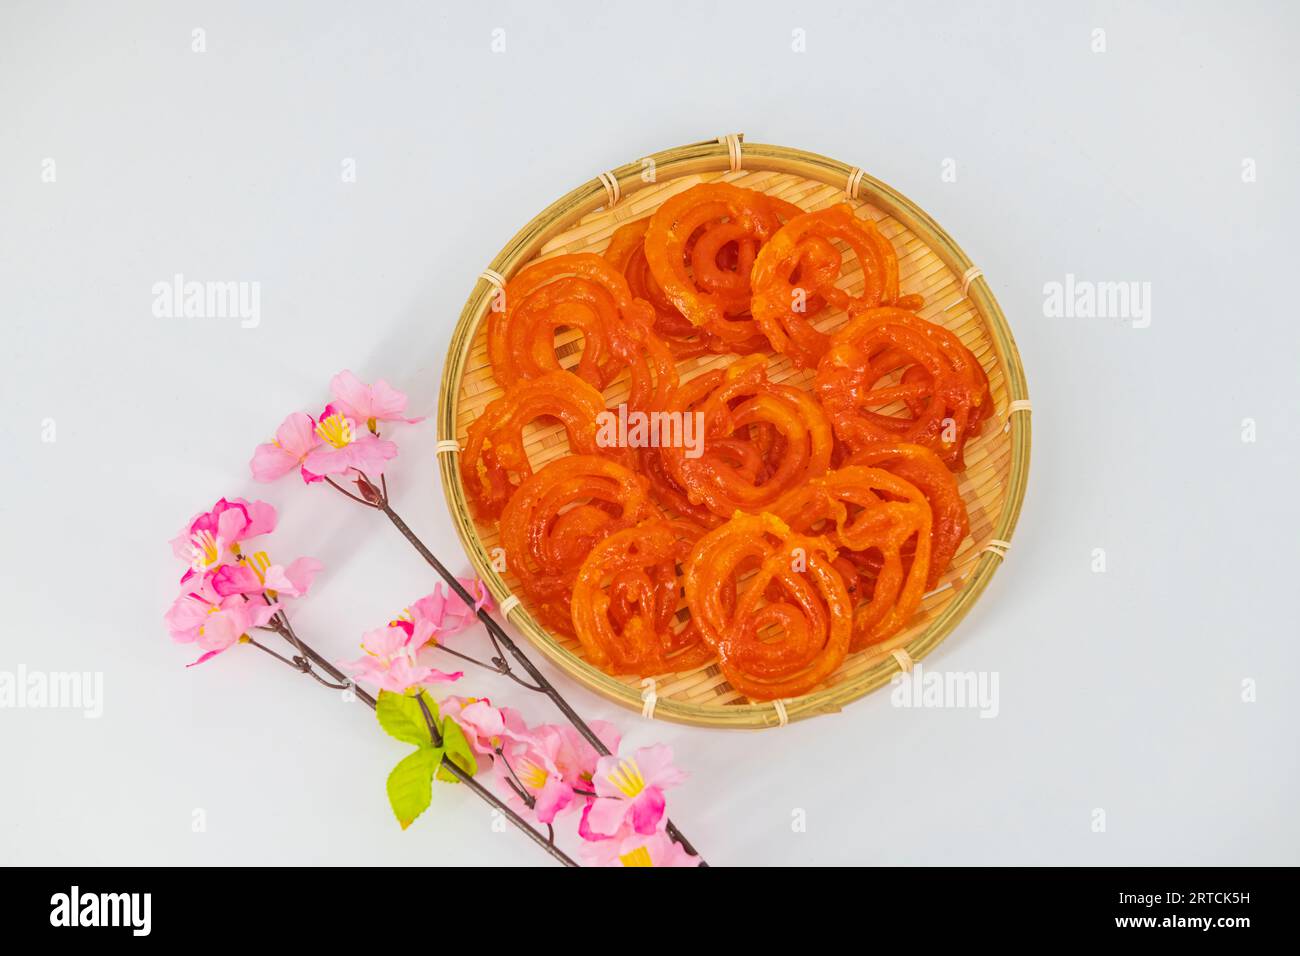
486;253;676;411
642;183;787;347
846;442;968;588
770;465;932;649
570;517;715;675
657;355;833;519
498;456;660;637
605;218;765;359
751;204;917;369
814;306;991;469
460;371;616;519
683;512;852;700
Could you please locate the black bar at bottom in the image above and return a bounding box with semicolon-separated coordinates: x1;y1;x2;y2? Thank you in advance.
0;866;1284;940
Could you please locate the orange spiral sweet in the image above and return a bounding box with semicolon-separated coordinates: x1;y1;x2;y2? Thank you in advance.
846;442;968;588
751;204;918;369
605;218;767;359
657;355;833;519
683;512;852;700
461;371;617;519
814;307;992;469
486;253;676;412
642;183;786;347
770;465;932;649
570;518;715;675
499;456;661;637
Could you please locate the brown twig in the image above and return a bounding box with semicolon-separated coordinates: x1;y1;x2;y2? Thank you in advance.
255;615;578;867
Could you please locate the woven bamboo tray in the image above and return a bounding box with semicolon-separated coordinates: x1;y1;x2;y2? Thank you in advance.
438;135;1031;729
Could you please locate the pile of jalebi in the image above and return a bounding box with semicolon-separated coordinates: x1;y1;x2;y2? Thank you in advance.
461;182;992;700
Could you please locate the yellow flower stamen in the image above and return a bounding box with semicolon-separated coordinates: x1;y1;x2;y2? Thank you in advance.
619;846;653;867
606;758;646;798
189;529;220;573
248;551;272;584
518;758;550;791
315;413;354;449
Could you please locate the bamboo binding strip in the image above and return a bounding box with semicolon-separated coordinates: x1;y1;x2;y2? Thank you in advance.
438;138;1031;729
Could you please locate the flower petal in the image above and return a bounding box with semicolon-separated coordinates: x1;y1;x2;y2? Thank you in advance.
328;370;372;421
250;442;297;482
211;564;263;597
584;795;630;837
280;556;323;596
629;787;667;835
533;777;575;825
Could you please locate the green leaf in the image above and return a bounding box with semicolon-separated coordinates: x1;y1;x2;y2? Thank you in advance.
376;689;438;747
386;747;443;830
436;716;479;783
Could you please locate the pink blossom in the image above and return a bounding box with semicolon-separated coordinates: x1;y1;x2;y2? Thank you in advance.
578;826;701;868
212;555;323;598
340;622;461;694
498;726;575;825
551;721;621;791
441;696;534;762
164;574;223;641
584;744;686;837
170;498;278;580
250;412;323;484
329;370;425;428
408;578;493;639
164;579;280;666
301;405;398;479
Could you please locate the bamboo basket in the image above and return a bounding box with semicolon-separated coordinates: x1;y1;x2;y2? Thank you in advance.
438;136;1031;728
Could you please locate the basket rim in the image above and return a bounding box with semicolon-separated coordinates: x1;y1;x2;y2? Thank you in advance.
437;137;1032;729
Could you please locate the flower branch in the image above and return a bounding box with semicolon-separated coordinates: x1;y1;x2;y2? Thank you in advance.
165;372;705;867
247;370;707;866
164;496;579;865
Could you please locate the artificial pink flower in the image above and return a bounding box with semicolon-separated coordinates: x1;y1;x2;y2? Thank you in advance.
340;622;461;694
578;827;700;868
408;578;493;639
329;370;425;428
212;555;323;598
301;405;398;479
498;726;575;825
164;574;223;642
440;696;534;762
164;580;280;666
584;744;686;837
250;411;323;483
551;721;621;791
170;498;278;580
475;714;620;827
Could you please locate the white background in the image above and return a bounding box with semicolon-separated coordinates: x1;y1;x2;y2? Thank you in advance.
2;0;1297;866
